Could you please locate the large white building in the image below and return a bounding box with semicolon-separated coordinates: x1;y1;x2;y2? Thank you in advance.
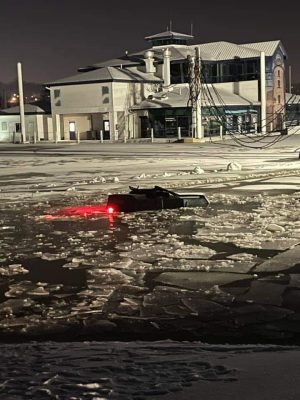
47;30;288;141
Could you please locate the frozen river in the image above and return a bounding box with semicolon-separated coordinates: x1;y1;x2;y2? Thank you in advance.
0;140;300;399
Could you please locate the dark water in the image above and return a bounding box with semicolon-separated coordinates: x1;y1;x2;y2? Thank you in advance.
0;192;299;343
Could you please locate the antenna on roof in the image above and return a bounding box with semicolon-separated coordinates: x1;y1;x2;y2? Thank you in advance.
191;22;193;36
170;20;172;31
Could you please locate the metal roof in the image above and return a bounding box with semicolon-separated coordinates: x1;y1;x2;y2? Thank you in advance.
145;30;194;40
78;38;285;74
286;92;300;104
46;66;162;86
1;104;46;114
241;40;285;57
131;85;259;110
195;41;261;61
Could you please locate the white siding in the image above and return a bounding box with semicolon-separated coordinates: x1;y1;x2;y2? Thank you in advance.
51;83;113;115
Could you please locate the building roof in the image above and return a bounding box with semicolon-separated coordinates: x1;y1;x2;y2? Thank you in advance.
242;40;286;57
286;92;300;104
46;66;162;86
76;36;285;75
196;41;261;61
131;85;259;110
145;30;194;41
1;104;46;114
80;55;143;71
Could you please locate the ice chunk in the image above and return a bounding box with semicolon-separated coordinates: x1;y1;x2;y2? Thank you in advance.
192;166;205;174
266;223;285;233
154;272;253;291
254;245;300;273
227;161;242;171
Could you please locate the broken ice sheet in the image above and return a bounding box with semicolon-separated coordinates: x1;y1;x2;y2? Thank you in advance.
41;253;66;261
88;268;133;284
0;264;29;276
119;243;216;263
157;259;255;273
228;253;258;262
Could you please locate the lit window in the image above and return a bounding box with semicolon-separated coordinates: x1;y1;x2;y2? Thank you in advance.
1;122;7;131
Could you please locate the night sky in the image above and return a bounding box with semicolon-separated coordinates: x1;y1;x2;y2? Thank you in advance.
1;0;300;84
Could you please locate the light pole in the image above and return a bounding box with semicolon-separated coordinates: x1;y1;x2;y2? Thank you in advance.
17;62;26;143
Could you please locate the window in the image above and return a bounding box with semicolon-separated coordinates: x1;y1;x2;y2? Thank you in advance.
54;89;61;99
278;70;280;77
1;122;7;131
102;86;109;95
102;86;110;104
278;80;281;88
278;95;281;103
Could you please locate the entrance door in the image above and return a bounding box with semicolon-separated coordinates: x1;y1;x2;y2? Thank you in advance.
165;117;177;137
69;121;76;140
103;120;110;140
140;116;151;138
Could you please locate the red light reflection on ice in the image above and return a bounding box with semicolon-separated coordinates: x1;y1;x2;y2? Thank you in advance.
43;205;110;220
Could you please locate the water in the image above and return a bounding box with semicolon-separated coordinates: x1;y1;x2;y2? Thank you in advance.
0;191;299;343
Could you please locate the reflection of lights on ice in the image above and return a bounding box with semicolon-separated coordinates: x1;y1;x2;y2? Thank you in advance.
42;204;111;220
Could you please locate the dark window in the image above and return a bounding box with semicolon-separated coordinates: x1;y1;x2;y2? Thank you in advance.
102;86;109;95
171;63;183;84
54;89;60;99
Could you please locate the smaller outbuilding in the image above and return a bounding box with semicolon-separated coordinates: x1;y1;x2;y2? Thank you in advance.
0;104;53;143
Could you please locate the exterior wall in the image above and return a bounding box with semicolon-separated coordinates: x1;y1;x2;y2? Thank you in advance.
0;114;50;142
111;82;153;139
50;83;113;115
46;116;54;141
62;114;92;140
265;47;286;130
213;81;259;102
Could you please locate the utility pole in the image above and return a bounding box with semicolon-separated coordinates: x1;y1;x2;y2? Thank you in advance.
188;54;196;138
188;47;203;139
17;62;26;143
260;52;267;134
195;46;203;139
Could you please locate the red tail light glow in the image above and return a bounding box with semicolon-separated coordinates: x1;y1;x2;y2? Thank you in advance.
107;206;115;214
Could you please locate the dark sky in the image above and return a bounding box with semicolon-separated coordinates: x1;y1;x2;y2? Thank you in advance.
1;0;300;84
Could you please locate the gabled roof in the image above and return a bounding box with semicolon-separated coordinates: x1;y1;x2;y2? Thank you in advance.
46;66;162;86
1;104;46;114
81;55;143;71
241;40;286;57
145;30;194;41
